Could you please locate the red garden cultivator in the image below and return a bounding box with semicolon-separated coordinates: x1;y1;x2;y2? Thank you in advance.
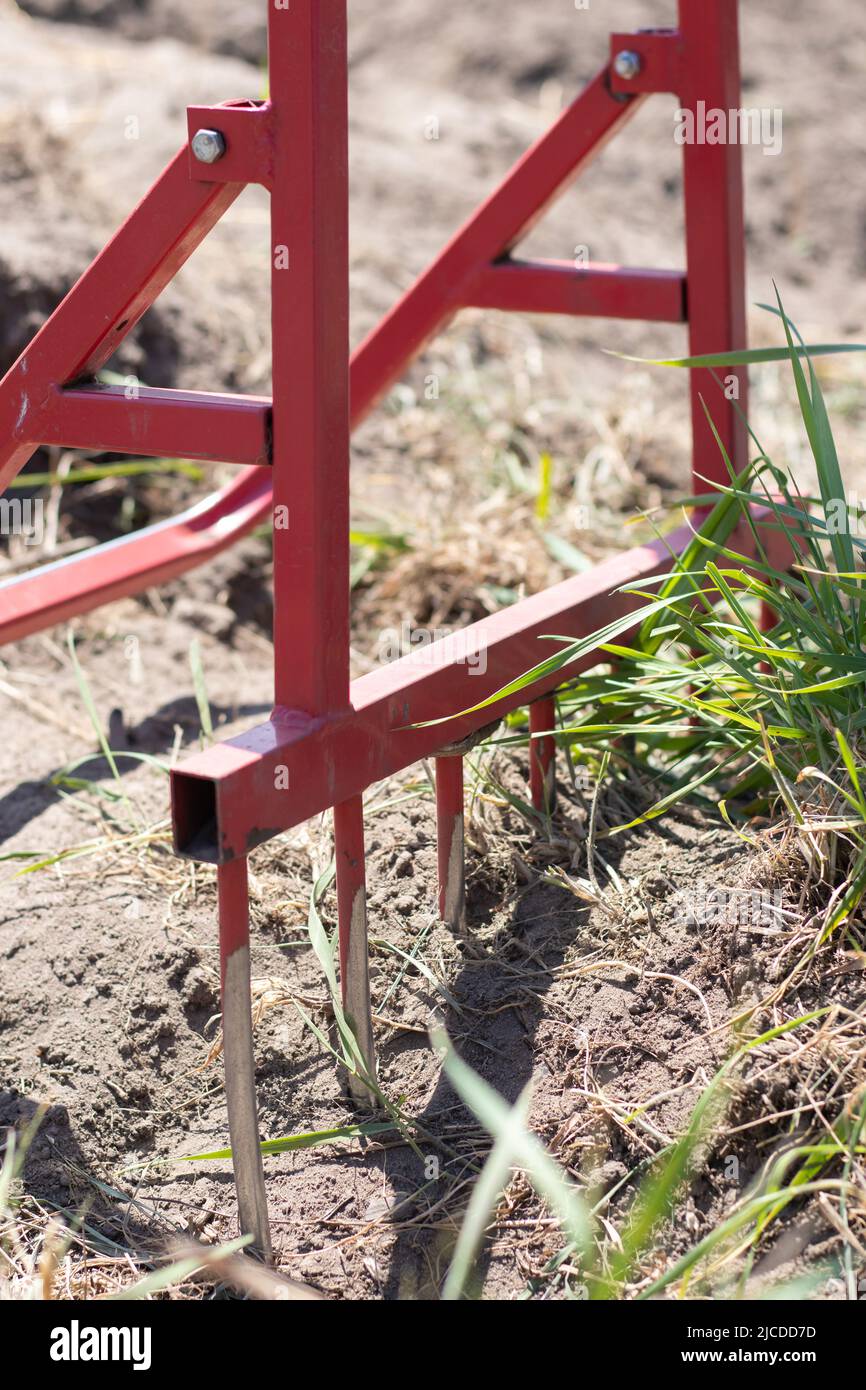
0;1;759;1257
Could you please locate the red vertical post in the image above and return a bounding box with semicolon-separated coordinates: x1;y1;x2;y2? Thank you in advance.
268;6;374;1104
267;1;350;713
436;755;466;931
678;0;749;492
333;796;377;1105
529;696;557;814
217;857;271;1259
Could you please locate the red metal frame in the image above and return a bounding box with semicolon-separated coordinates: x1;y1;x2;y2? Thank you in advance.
0;1;748;646
0;2;755;1253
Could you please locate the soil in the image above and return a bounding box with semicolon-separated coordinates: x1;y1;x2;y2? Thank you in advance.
1;0;865;1300
2;594;855;1300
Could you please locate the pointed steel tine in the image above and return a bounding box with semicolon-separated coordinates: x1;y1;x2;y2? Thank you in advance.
334;796;377;1107
435;754;466;933
218;856;272;1262
529;696;558;815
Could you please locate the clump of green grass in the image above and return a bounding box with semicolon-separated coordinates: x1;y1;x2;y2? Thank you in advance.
492;297;866;942
428;295;866;1300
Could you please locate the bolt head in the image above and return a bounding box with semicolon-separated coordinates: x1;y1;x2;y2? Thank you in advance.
613;50;642;81
191;128;226;164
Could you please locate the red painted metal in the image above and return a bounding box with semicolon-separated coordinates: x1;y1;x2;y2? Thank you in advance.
0;150;242;494
608;29;683;97
0;0;755;1246
218;855;250;989
435;756;466;931
186;102;275;190
529;697;558;814
269;3;350;714
463;261;686;323
0;467;270;648
678;0;749;488
349;66;646;423
40;386;271;467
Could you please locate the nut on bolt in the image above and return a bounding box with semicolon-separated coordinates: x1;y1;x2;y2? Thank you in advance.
613;50;642;81
191;128;226;164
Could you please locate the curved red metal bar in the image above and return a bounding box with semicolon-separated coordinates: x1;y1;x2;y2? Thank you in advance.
0;465;271;646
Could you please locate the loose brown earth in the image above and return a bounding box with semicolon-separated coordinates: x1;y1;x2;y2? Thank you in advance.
1;0;865;1299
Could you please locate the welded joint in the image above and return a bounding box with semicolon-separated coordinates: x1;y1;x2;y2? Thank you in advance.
186;101;275;189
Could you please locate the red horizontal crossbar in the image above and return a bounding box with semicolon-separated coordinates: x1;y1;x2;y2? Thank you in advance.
172;528;680;861
171;507;787;864
463;260;686;322
39;386;271;466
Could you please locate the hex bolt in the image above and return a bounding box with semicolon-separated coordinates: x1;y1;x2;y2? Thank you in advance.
191;128;226;165
613;50;642;81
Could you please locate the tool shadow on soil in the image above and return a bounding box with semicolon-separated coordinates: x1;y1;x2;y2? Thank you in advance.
0;697;272;845
364;813;635;1300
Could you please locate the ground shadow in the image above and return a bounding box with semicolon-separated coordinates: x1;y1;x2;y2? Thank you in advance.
363;788;641;1301
0;1091;199;1285
0;696;271;845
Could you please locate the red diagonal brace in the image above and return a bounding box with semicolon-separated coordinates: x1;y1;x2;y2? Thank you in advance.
350;66;646;422
0;466;271;647
0;151;243;492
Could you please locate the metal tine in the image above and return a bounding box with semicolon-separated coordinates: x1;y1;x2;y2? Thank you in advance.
529;696;558;814
217;857;272;1262
433;720;500;936
333;796;377;1107
435;755;466;933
